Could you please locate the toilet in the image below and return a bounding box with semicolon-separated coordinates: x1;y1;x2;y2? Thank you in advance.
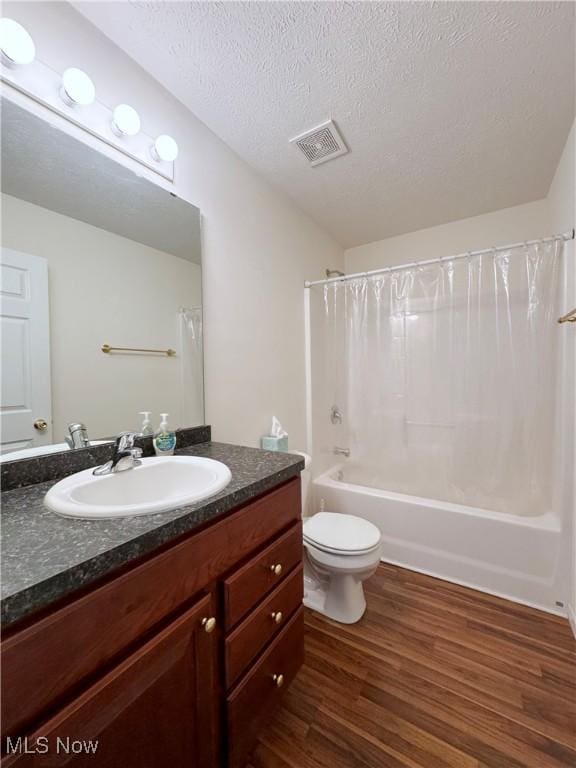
302;512;382;623
291;450;382;624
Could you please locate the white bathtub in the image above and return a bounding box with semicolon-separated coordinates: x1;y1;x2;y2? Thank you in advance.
314;464;566;615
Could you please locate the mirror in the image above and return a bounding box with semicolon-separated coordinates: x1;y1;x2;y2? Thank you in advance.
0;98;204;461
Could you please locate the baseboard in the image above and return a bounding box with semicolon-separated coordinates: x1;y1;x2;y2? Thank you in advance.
381;556;567;619
568;603;576;639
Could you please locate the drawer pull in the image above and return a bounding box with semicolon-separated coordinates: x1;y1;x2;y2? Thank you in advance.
270;563;283;576
271;611;283;625
201;616;217;634
272;673;284;688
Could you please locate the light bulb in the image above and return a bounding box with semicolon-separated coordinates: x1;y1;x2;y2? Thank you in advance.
60;67;95;107
0;18;35;67
151;134;179;162
112;104;141;137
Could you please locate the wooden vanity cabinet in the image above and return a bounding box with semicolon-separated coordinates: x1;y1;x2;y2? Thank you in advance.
1;477;304;768
2;593;219;768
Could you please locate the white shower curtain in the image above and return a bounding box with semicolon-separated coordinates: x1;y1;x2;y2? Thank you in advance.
319;240;563;516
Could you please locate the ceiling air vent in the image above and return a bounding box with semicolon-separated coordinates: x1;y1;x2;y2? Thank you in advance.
290;120;348;167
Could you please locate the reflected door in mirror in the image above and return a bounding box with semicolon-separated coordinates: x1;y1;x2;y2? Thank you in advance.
0;248;52;455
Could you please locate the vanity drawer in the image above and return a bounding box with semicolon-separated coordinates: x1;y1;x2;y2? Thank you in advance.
1;478;300;741
223;523;302;630
225;564;303;688
227;607;305;768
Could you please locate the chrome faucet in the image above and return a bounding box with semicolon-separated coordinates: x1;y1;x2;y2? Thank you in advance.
332;446;350;457
93;432;143;476
66;422;90;449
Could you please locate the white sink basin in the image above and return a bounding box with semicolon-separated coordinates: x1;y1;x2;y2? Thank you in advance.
44;456;232;519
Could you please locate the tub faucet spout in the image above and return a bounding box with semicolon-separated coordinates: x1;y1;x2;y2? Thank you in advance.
333;446;350;458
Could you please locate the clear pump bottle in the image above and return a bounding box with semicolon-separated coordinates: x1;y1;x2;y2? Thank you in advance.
153;413;176;456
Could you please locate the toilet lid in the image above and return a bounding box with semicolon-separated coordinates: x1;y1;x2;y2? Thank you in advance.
303;512;381;554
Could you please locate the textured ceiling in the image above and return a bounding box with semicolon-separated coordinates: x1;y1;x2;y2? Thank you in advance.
2;99;201;263
75;1;575;248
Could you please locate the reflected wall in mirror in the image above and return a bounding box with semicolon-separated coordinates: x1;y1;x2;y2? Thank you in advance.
0;98;204;461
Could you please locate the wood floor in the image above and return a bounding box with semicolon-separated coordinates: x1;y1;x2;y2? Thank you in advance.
247;564;576;768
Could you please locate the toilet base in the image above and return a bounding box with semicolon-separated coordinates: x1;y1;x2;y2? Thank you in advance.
303;572;367;624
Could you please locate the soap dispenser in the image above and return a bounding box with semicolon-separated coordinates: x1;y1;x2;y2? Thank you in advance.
153;413;176;456
139;411;154;437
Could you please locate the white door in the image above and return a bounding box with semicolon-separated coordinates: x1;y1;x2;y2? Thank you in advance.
1;248;52;454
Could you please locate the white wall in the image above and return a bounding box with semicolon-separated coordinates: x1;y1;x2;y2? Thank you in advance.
2;193;202;440
549;120;575;234
345;199;552;272
2;1;344;451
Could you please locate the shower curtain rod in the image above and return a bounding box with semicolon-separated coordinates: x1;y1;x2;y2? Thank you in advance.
304;229;575;288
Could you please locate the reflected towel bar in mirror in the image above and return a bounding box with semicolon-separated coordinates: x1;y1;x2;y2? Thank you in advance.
101;344;177;356
558;308;576;324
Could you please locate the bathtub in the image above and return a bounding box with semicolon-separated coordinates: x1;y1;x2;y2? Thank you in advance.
313;464;566;615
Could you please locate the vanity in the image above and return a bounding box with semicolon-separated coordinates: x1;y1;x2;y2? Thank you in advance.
1;435;305;767
0;79;305;767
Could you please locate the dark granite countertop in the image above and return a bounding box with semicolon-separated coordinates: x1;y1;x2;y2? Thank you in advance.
1;442;304;628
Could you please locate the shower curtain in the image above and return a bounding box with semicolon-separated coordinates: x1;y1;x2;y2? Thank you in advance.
319;240;563;516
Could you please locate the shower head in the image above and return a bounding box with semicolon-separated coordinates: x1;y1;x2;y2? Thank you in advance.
326;269;345;278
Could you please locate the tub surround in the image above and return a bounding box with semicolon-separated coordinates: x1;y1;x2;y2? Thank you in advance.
1;437;304;627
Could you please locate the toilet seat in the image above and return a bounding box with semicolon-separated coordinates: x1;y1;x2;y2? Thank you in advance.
303;512;381;556
304;538;381;556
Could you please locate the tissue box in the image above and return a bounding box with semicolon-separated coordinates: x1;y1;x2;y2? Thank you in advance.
261;435;288;452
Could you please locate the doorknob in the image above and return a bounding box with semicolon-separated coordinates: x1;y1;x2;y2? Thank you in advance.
34;419;48;432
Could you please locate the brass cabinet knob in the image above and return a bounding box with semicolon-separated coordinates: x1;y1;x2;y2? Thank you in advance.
271;611;283;625
272;673;284;688
33;418;48;432
270;563;283;576
201;617;216;634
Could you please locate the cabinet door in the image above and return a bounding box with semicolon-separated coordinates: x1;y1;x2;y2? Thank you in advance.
2;594;219;768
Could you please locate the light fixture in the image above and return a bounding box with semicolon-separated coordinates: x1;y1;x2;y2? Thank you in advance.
60;67;95;107
0;18;35;67
111;104;141;137
151;134;179;162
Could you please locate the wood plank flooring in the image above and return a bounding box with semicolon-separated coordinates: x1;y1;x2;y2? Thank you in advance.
247;564;576;768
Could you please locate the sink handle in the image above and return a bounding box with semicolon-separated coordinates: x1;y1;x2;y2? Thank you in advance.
116;431;139;451
93;431;142;476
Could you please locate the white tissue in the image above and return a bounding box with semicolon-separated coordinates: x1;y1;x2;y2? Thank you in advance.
270;416;288;438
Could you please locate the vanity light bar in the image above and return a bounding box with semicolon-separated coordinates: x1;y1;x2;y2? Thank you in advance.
0;17;178;180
